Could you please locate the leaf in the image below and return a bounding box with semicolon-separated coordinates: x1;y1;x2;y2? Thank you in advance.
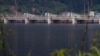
0;39;3;44
90;46;100;56
0;45;3;50
27;49;32;56
2;13;8;19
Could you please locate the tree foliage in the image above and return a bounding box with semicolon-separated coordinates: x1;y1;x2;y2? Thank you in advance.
93;4;100;12
0;0;100;14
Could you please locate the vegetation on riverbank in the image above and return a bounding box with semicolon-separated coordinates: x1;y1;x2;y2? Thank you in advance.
50;31;100;56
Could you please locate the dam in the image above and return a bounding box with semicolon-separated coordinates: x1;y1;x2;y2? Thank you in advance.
1;12;100;24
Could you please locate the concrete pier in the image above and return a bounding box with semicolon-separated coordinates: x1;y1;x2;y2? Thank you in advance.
25;18;29;24
4;18;8;24
72;17;76;24
47;13;52;24
99;18;100;24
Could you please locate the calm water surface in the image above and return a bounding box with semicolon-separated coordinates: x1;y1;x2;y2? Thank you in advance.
6;24;100;56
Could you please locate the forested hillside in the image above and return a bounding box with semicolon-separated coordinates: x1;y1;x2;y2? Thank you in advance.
0;0;100;14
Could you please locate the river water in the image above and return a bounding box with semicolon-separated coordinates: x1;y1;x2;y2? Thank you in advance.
5;24;100;56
